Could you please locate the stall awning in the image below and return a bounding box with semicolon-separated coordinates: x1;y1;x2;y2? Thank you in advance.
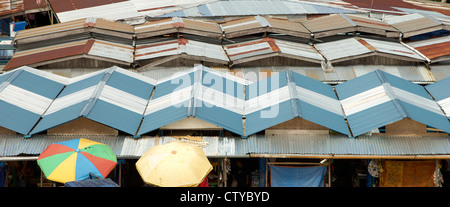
2;134;450;160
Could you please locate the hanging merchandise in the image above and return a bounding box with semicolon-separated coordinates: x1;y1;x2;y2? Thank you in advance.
368;159;381;178
433;160;443;187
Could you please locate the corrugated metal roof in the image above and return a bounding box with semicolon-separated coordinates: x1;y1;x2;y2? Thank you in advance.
15;18;134;44
224;37;324;65
0;65;449;139
407;35;450;62
30;66;156;136
5;134;450;158
0;66;66;134
52;0;144;23
315;37;425;63
221;16;310;38
0;0;48;18
425;77;450;118
158;0;363;17
134;17;223;39
4;39;134;71
383;13;444;37
335;69;450;137
135;38;229;65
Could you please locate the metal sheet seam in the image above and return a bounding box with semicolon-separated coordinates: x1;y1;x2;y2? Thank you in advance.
80;66;116;117
0;69;21;93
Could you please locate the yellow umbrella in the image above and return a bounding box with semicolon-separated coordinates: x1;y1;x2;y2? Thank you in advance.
136;141;212;187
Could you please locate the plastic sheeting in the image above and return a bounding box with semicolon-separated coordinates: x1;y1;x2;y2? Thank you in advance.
270;165;326;187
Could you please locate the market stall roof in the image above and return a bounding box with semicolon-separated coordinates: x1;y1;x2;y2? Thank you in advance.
406;35;450;63
157;0;364;17
0;66;67;134
0;65;449;138
134;17;223;39
335;69;450;137
3;39;134;71
314;37;425;63
302;13;400;38
220;16;310;39
135;38;229;68
425;77;450;119
30;66;156;136
244;70;349;136
224;37;324;65
0;0;48;18
3;134;450;159
48;0;144;23
14;17;135;45
383;13;447;38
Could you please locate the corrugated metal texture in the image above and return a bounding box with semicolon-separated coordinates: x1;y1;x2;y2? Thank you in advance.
221;16;310;38
4;39;134;71
15;18;134;44
292;71;349;135
407;35;450;62
129;0;216;17
135;38;229;64
315;37;424;62
302;13;355;35
4;134;450;158
30;67;156;136
315;37;371;61
135;17;222;39
194;68;246;135
0;66;66;135
335;70;450;137
0;0;48;17
430;65;450;81
426;77;450;118
231;65;436;83
242;134;450;156
158;0;363;17
138;68;196;135
53;1;143;23
384;13;443;37
224;37;323;64
363;38;424;61
346;14;398;32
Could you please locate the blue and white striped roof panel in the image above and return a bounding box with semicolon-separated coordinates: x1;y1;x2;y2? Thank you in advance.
30;66;156;136
336;70;450;137
1;66;449;138
0;67;66;134
426;77;450;119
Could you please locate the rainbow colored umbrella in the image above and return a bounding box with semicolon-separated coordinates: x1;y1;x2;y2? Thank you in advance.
37;138;117;184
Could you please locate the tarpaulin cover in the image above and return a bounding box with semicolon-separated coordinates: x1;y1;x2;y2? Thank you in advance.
270;165;326;187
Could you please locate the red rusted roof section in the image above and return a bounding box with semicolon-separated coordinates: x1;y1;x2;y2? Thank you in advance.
0;0;47;17
415;41;450;60
343;0;450;16
3;39;95;70
357;38;376;51
48;0;128;13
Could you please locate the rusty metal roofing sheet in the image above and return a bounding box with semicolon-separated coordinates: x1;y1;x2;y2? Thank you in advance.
224;37;323;64
15;18;134;44
4;39;134;70
384;13;444;36
0;0;47;17
134;17;222;39
315;37;424;62
302;13;355;33
54;1;143;23
221;16;310;38
407;36;450;62
135;38;229;63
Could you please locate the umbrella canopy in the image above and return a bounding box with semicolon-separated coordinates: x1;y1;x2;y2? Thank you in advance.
37;138;117;183
136;141;212;187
